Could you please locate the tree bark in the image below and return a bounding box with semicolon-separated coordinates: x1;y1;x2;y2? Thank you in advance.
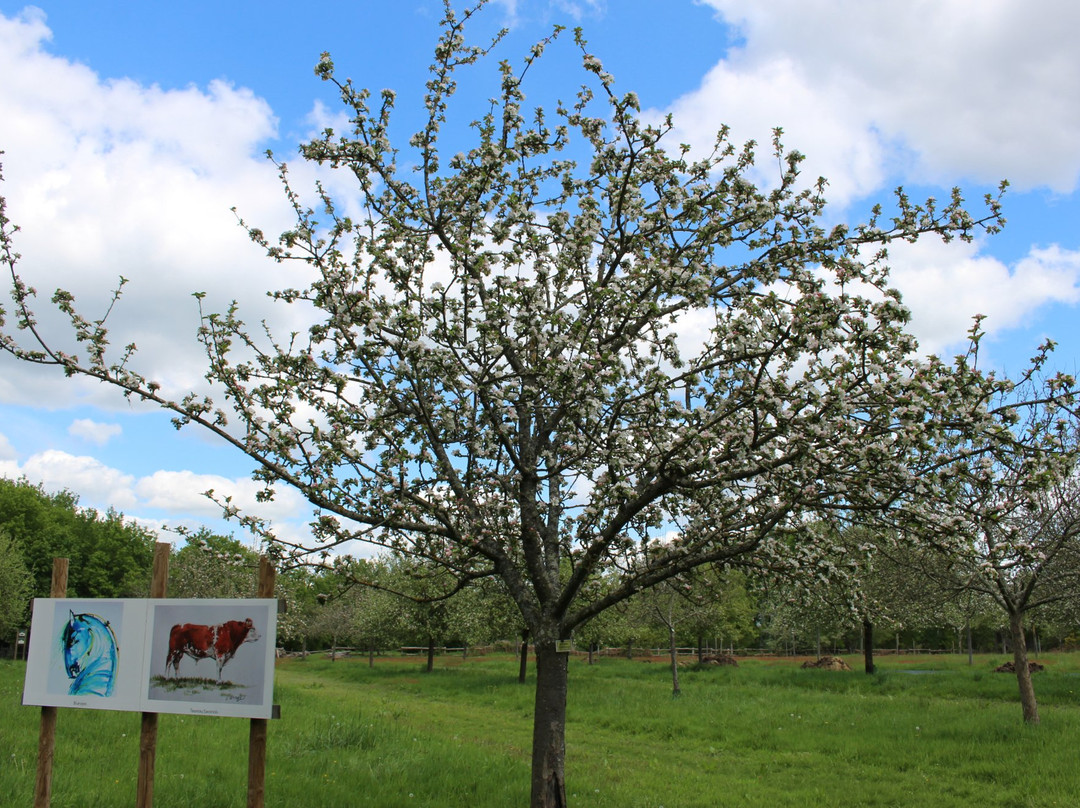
1008;611;1039;724
669;626;681;697
862;618;875;675
530;640;569;808
519;629;529;684
426;635;435;673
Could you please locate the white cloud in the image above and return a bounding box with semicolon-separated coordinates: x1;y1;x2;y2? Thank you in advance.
1;445;313;543
675;0;1080;198
134;469;307;522
15;449;138;510
886;240;1080;356
0;431;15;461
0;9;324;411
68;418;122;446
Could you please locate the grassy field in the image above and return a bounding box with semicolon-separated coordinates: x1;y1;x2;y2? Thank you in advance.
3;651;1080;807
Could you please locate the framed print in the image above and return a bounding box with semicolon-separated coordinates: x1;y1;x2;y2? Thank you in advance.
143;599;277;718
22;598;147;712
23;598;277;719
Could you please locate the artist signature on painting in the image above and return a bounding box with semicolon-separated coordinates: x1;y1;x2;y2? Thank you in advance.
222;693;247;703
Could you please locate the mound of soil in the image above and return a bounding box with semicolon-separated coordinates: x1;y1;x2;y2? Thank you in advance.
993;660;1045;673
700;654;739;667
801;656;852;671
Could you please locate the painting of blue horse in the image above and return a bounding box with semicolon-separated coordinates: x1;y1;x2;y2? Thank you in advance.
60;611;119;697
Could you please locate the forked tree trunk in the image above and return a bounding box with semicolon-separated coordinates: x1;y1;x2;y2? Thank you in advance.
530;641;569;808
1009;611;1039;724
862;618;875;675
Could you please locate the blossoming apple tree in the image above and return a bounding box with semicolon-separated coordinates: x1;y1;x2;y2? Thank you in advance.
0;2;1033;804
892;354;1080;723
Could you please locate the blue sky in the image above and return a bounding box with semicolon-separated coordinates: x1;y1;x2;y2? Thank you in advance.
1;0;1078;549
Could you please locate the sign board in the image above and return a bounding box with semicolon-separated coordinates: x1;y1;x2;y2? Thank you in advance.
22;598;277;719
556;639;573;653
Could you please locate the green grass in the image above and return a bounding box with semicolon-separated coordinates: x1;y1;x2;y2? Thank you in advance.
4;652;1080;806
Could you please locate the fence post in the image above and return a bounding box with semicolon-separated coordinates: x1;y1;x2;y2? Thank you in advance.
136;542;171;808
34;557;69;808
247;556;276;808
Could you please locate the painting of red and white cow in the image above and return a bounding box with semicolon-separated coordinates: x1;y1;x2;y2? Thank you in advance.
146;599;276;717
165;617;261;680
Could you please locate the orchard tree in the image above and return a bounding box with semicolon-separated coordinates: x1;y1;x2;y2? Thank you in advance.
0;3;1022;805
168;529;261;599
897;371;1080;724
632;572;714;695
768;524;945;671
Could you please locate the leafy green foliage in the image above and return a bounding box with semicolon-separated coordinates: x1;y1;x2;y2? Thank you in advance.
0;530;32;637
0;477;155;598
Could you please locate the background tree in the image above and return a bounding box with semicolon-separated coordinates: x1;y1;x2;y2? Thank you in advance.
689;566;757;658
348;565;406;665
898;383;1080;724
0;477;155;598
0;530;32;643
634;573;710;695
0;3;1016;805
168;529;261;598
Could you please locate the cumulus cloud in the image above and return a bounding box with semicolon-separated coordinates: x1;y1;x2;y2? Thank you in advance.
886;240;1080;356
14;449;138;509
0;9;327;410
134;469;307;522
68;418;122;446
0;444;312;539
0;431;15;462
676;0;1080;198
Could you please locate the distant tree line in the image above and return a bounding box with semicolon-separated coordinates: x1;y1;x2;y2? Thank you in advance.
4;474;1078;669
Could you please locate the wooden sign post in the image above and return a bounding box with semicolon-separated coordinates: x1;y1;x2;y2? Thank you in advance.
247;556;276;808
34;557;68;808
137;542;171;808
26;549;277;807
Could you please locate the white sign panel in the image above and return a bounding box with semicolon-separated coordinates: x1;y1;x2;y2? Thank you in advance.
23;598;277;719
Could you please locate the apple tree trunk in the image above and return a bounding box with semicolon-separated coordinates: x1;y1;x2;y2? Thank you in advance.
1009;611;1039;724
530;639;569;808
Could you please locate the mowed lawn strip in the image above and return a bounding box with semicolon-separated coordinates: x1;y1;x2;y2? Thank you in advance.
4;654;1080;807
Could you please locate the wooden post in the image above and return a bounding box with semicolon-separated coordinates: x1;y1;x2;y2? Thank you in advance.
34;558;69;808
136;542;171;808
247;556;276;808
